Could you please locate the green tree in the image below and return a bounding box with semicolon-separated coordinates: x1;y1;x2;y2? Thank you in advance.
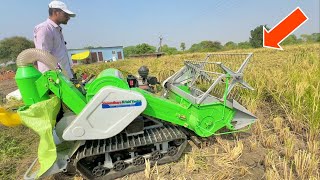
123;46;137;57
310;33;320;42
238;41;252;49
0;36;34;63
249;25;269;48
282;34;298;45
189;40;222;52
300;34;313;42
135;43;156;54
180;42;186;51
212;41;223;50
162;45;178;55
124;43;156;57
299;33;320;43
224;41;237;50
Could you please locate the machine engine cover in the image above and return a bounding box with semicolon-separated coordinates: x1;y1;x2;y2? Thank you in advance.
62;86;147;140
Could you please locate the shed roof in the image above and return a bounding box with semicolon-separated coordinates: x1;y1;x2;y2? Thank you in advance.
68;46;123;51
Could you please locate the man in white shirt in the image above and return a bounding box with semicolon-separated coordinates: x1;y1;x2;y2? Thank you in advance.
34;1;76;79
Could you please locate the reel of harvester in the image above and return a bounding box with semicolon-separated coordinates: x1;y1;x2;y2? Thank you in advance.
163;53;256;132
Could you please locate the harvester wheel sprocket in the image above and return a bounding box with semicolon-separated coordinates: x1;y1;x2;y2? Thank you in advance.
167;146;178;156
150;151;162;161
92;165;108;177
114;160;126;171
133;156;145;166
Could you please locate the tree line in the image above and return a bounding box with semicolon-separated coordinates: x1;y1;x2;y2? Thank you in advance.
0;37;34;64
0;25;319;63
124;25;319;57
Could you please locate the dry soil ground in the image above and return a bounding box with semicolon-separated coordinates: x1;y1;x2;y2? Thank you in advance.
0;79;17;102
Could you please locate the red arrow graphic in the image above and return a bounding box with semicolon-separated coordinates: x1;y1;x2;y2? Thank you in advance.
263;7;308;50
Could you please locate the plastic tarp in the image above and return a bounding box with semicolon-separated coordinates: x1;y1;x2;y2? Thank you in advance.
18;96;60;177
0;108;22;127
71;50;90;60
6;89;22;101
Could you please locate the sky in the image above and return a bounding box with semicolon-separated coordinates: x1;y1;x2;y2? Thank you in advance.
0;0;319;49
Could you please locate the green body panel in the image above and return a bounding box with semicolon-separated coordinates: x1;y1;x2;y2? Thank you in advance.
15;65;87;114
85;68;129;102
15;66;236;137
15;65;50;106
39;71;87;114
133;88;235;137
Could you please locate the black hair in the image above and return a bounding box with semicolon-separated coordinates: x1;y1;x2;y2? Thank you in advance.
49;8;62;16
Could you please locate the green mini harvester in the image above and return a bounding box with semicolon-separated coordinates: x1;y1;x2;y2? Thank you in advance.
1;49;256;179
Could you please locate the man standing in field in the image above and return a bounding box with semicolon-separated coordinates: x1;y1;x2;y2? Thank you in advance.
34;0;75;79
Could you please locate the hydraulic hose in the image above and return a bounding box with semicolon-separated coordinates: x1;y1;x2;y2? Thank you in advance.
16;48;68;78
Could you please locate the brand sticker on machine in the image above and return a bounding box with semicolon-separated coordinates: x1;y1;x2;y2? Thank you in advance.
101;100;142;109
